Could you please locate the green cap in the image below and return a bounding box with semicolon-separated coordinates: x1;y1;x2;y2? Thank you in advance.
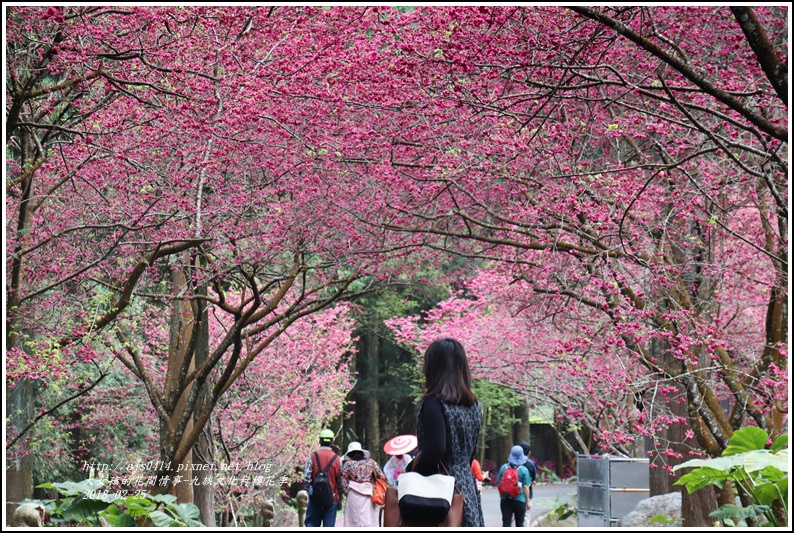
320;429;334;440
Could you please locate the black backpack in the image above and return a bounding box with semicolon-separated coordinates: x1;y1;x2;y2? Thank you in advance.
311;451;338;509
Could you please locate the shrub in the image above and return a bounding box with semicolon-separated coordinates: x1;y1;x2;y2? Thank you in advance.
673;426;788;527
19;478;205;527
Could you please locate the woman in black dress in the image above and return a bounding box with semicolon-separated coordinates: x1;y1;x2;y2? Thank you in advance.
408;337;484;527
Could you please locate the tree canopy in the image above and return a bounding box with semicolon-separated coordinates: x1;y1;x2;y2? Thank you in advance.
5;5;788;527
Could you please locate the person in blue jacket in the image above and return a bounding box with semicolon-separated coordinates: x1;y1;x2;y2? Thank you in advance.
496;445;532;527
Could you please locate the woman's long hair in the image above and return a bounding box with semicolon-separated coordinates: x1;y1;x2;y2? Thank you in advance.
422;337;478;406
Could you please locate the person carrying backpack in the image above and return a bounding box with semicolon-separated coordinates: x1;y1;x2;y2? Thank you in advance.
519;441;537;501
496;446;532;527
304;429;342;527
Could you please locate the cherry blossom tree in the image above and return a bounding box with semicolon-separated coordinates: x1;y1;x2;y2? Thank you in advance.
6;5;787;527
7;5;201;512
386;268;650;456
209;304;356;519
5;6;407;517
369;6;787;526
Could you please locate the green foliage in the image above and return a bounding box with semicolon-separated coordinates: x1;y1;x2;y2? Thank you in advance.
350;276;455;437
473;379;522;410
709;504;771;521
21;479;204;527
363;290;424;328
722;426;771;456
548;494;577;521
475;380;523;439
649;514;681;525
388;359;424;400
37;478;104;496
673;427;788;527
26;358;157;486
536;465;562;484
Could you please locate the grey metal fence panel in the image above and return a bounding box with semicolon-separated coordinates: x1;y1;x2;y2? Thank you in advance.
610;489;651;517
578;485;606;513
577;454;650;527
609;460;650;489
578;455;607;484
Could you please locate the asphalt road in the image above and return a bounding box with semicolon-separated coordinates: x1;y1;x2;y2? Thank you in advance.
479;483;577;527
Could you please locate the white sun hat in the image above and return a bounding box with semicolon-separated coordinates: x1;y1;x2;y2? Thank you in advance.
343;441;371;461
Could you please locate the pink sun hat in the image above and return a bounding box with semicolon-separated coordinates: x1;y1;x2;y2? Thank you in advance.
383;434;418;456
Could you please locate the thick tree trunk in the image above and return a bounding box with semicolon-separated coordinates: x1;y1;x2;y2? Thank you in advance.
513;402;529;444
6;379;35;524
345;345;358;445
646;334;719;527
354;328;383;453
478;405;488;466
352;343;366;442
191;280;216;526
647;387;687;496
361;329;380;453
7;130;37;524
492;412;513;468
647;388;719;527
192;427;214;525
161;268;195;502
555;426;568;478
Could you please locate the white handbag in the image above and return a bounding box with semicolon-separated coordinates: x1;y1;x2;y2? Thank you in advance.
397;471;455;523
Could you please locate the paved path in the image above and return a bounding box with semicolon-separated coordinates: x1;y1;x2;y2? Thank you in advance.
480;483;577;527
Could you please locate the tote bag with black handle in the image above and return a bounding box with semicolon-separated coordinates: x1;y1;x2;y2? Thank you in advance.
383;457;465;527
383;486;464;527
398;471;455;523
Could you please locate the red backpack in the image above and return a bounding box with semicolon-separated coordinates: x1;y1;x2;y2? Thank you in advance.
498;464;521;498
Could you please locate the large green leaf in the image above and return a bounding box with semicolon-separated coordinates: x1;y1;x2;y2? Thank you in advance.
105;511;136;528
674;466;728;492
61;494;110;521
36;479;104;496
674;455;745;472
148;493;179;505
775;479;788;504
752;482;784;506
123;496;157;517
103;504;122;516
170;503;204;527
709;504;770;520
723;426;769;456
769;435;788;454
758;465;786;483
774;449;788;473
744;450;788;474
20;498;57;514
115;513;136;527
148;510;183;527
